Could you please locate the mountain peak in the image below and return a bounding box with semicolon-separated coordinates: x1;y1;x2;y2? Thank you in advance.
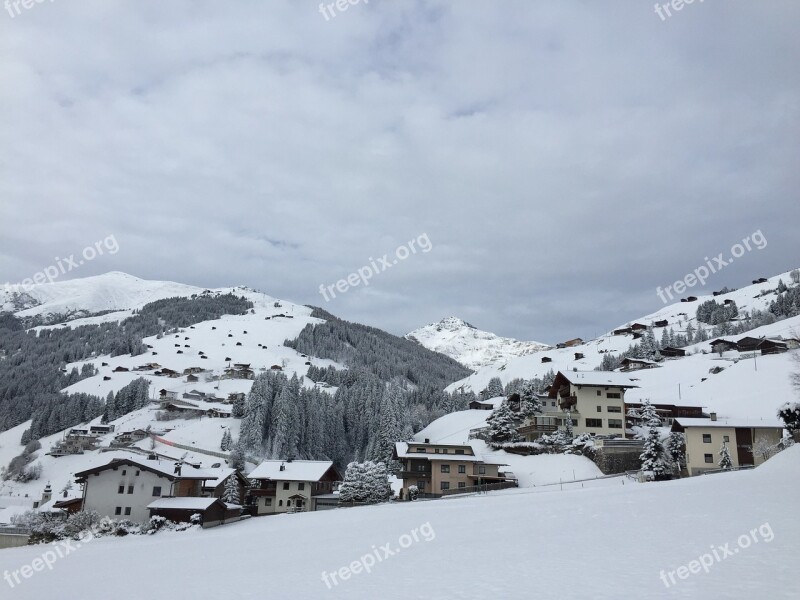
406;318;549;371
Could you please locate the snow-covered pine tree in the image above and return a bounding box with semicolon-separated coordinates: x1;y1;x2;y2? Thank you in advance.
718;441;733;470
519;381;544;420
484;377;504;399
220;430;232;451
667;432;685;475
228;442;246;471
222;475;241;505
485;401;521;444
639;413;670;481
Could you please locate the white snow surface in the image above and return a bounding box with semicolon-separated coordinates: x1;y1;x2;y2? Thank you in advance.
2;447;797;599
406;316;550;370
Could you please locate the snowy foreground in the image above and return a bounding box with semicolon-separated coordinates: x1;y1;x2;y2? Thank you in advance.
3;449;798;599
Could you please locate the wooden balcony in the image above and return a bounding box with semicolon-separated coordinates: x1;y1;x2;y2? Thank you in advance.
518;423;558;435
558;395;578;410
400;471;431;480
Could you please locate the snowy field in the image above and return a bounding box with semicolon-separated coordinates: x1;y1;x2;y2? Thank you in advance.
2;447;797;599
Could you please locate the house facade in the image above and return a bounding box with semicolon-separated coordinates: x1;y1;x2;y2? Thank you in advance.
392;442;511;498
74;457;210;523
671;417;785;476
544;371;639;437
247;460;341;515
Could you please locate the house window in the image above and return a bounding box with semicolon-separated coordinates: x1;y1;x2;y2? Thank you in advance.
458;465;466;474
114;507;122;515
415;464;427;472
298;483;305;491
441;465;450;473
124;507;131;516
416;480;426;490
608;419;623;429
597;406;602;413
596;390;601;396
283;482;290;490
264;498;272;506
440;482;450;490
152;486;162;497
135;471;140;476
478;466;486;475
586;418;603;428
455;449;465;455
127;486;134;494
723;435;730;442
415;448;427;453
703;434;712;443
607;392;621;399
118;485;124;494
704;454;714;464
607;406;622;413
458;482;466;488
122;470;127;476
279;500;283;506
440;449;447;454
551;401;556;407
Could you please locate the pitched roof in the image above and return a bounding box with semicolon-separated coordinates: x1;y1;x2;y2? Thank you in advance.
74;457;211;482
248;460;337;482
549;371;640;396
394;442;493;463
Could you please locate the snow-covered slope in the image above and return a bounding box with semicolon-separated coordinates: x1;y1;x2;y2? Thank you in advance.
3;446;797;599
1;272;205;322
446;268;800;421
406;316;550;370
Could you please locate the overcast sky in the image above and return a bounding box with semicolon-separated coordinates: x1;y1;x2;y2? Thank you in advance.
1;0;798;344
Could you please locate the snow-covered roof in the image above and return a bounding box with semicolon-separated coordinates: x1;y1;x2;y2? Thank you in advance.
394;442;484;462
75;456;211;481
248;460;336;482
147;497;220;511
673;417;785;429
559;371;641;388
197;467;236;488
0;505;31;524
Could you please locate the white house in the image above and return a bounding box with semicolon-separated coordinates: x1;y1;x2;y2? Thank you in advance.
247;460;341;515
74;456;213;523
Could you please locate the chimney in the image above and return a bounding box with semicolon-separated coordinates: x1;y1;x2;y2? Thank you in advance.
710;412;717;421
424;438;430;443
279;462;285;471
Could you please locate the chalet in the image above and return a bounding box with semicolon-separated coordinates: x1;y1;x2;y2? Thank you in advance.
393;442;514;498
758;339;788;355
625;402;704;429
612;327;633;336
630;323;648;332
112;366;129;373
74;456;215;522
574;352;585;360
654;320;669;328
736;336;763;352
541;356;553;363
206;407;232;418
110;429;149;447
671;416;784;476
47;430;100;457
225;364;254;380
90;424;115;435
158;399;205;416
186;374;199;383
248;460;341;515
709;339;738;353
200;469;249;500
619;357;660;372
159;389;179;400
545;371;639;437
556;338;583;349
660;346;687;358
686;296;698;302
270;365;283;371
469;398;505;411
183;367;205;375
752;278;769;284
146;497;240;528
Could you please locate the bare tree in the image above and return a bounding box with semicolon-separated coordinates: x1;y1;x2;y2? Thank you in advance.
751;436;778;462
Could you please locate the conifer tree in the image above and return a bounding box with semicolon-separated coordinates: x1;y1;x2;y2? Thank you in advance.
718;441;733;470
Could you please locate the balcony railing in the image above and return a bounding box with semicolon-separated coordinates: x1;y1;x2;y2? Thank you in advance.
558;395;578;410
400;471;431;479
518;423;558;435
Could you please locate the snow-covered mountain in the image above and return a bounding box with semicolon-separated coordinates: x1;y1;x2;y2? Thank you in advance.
406;316;550;370
1;271;206;322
